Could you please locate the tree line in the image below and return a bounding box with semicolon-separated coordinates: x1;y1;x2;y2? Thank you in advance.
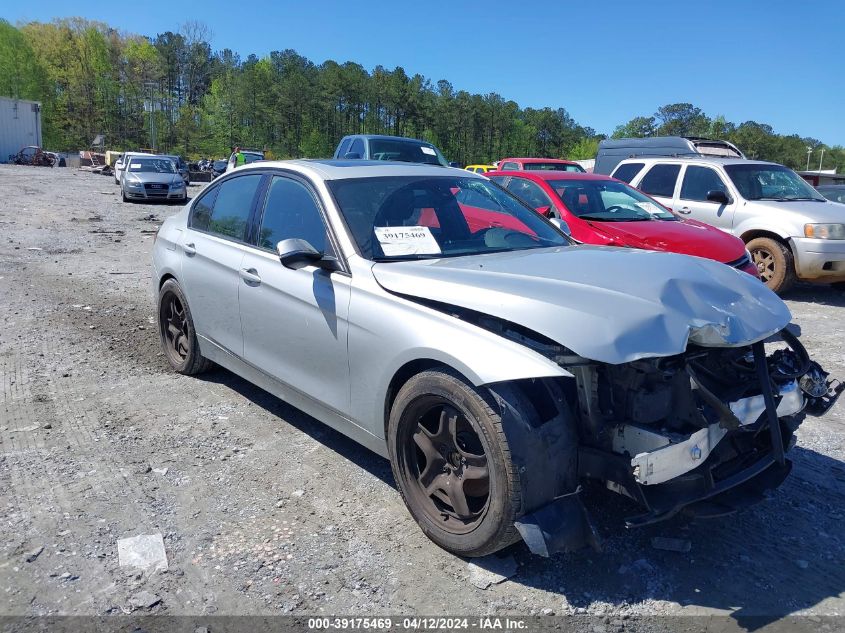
1;17;843;172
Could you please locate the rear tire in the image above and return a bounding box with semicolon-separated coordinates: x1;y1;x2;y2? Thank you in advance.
387;368;522;557
747;237;796;294
157;279;212;375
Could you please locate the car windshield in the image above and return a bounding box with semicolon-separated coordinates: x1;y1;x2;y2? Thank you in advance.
724;164;825;201
242;152;264;164
523;162;585;173
127;158;176;173
369;139;449;167
548;179;676;221
328;176;569;261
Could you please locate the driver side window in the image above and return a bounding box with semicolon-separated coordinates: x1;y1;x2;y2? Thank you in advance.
680;166;729;202
506;178;553;212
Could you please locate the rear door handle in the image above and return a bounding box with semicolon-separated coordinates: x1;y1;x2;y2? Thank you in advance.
240;267;261;285
183;242;196;255
677;207;692;215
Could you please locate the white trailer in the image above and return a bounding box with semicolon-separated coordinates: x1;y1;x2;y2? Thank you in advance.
0;96;43;162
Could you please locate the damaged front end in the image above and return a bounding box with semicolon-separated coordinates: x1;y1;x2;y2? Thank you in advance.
511;327;841;557
574;328;842;528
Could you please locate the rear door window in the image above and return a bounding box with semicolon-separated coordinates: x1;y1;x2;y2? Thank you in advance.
195;174;263;242
638;164;681;198
611;162;645;184
680;166;730;202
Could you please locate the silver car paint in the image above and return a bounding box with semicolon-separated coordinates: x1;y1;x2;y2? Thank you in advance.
153;159;795;456
371;246;791;365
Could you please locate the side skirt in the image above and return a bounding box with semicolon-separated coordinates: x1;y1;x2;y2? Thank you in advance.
198;335;389;459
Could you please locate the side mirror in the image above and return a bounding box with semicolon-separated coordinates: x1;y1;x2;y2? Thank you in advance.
343;152;362;160
706;190;730;205
549;218;571;236
276;238;340;271
449;162;461;168
535;205;552;217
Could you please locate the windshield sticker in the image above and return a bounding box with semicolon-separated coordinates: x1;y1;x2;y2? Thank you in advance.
129;163;143;169
374;226;441;256
420;146;436;156
635;201;664;215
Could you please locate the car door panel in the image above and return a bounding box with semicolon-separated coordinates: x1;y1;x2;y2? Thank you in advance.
239;251;351;413
238;174;351;414
181;233;246;356
181;173;264;357
676;165;736;232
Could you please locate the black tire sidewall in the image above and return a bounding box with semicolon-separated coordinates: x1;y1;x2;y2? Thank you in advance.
747;237;795;293
387;369;519;557
157;279;203;374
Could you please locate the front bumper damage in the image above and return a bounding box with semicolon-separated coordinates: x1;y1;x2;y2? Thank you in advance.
514;329;842;557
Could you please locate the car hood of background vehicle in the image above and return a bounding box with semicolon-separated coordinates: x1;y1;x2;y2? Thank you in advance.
746;198;845;222
371;246;791;365
584;218;744;262
129;172;179;184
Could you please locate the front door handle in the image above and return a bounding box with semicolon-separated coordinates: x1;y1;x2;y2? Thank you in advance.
183;242;196;255
677;207;692;215
240;267;261;286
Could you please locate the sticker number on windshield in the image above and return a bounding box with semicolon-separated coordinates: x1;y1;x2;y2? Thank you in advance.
374;226;441;256
129;163;143;169
420;146;436;156
635;201;664;215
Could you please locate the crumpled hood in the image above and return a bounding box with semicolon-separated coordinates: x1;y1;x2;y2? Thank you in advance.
371;246;791;364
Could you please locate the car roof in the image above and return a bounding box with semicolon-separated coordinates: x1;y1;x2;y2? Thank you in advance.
343;134;434;143
234;159;476;181
499;157;580;164
488;170;612;182
617;156;776;167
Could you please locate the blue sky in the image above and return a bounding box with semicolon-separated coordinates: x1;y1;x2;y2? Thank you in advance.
5;0;844;145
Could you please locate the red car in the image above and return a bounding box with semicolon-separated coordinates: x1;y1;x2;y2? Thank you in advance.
488;171;760;278
496;157;585;173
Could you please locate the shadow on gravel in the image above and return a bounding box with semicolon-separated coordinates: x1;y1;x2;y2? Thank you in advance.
197;367;844;628
785;283;845;307
195;367;396;487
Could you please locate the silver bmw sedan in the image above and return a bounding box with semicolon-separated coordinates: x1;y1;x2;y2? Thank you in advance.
152;160;840;558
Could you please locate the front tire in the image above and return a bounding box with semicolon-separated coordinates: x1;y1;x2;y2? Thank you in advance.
387;368;522;557
747;237;796;294
157;279;211;375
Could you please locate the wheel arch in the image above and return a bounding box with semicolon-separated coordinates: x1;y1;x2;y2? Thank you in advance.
158;272;178;290
739;228;793;249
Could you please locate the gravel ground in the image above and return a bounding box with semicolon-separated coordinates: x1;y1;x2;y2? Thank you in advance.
1;165;844;627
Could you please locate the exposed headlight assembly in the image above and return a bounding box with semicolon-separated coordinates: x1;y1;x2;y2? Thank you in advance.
804;223;845;239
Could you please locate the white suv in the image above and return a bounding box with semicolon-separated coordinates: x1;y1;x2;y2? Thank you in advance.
613;157;845;293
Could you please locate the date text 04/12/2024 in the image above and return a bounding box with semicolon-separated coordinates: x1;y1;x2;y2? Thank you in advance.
307;617;528;630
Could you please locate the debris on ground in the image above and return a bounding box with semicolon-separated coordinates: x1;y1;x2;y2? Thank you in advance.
129;590;161;610
24;546;44;563
650;537;692;553
467;555;518;590
117;533;169;572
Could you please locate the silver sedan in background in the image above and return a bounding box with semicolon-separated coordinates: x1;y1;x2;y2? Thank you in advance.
152;160;840;558
121;156;187;203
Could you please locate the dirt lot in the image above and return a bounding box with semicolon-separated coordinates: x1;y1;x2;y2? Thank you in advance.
1;165;844;626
